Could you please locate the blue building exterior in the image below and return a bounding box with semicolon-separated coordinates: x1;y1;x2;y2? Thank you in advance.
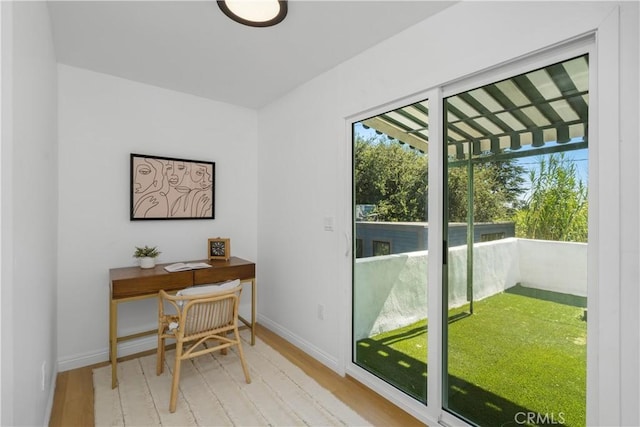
355;221;515;258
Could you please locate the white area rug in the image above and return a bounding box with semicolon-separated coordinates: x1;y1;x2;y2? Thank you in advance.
93;331;370;426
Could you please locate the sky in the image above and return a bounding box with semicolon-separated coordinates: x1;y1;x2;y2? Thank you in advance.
516;148;588;183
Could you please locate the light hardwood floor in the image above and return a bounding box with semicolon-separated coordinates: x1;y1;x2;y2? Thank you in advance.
49;324;425;426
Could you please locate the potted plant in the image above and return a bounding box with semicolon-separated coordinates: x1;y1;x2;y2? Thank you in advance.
133;245;161;269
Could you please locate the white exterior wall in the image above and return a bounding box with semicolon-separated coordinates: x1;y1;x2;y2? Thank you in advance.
354;251;428;340
56;65;258;370
353;238;587;340
451;238;521;305
518;239;588;297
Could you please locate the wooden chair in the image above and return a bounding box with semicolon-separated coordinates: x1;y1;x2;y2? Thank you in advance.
157;280;251;412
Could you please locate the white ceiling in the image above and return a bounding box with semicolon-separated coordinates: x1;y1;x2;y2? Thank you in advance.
48;1;455;109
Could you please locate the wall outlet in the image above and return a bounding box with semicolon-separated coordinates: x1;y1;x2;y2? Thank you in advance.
317;304;324;320
41;361;46;391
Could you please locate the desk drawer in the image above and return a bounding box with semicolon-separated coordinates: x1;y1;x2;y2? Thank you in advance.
111;270;193;299
193;264;255;285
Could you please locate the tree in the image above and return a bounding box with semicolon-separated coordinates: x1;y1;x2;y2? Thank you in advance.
447;159;526;223
355;137;526;223
514;153;588;242
355;136;428;222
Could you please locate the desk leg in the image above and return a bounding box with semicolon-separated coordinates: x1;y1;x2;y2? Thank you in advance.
110;299;118;388
251;278;256;346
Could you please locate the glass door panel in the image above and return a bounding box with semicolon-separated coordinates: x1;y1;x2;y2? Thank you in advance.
352;99;429;402
443;55;589;426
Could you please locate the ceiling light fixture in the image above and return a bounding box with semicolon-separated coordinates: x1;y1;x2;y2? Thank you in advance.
217;0;287;27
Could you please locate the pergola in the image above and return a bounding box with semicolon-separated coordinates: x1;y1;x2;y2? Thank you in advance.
360;54;589;312
362;54;589;163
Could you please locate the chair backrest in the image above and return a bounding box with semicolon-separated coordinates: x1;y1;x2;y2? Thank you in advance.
181;290;239;336
159;280;242;339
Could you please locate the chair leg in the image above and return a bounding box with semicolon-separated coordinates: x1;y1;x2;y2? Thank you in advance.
169;341;183;413
221;331;228;355
157;334;165;375
234;328;251;384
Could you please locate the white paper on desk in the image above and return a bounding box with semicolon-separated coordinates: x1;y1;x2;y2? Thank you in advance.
164;262;212;272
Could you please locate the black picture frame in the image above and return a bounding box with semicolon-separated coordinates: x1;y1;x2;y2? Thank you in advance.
130;153;215;220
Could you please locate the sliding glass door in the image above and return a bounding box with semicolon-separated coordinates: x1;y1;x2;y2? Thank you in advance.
443;55;589;426
350;48;590;427
352;99;429;402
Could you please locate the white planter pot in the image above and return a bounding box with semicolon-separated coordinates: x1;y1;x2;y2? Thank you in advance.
139;257;156;269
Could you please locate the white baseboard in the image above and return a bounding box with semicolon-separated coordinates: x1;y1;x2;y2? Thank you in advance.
257;314;340;375
57;335;158;372
59;302;253;372
58;315;338;377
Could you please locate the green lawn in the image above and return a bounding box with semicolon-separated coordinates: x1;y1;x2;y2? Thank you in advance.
356;287;587;426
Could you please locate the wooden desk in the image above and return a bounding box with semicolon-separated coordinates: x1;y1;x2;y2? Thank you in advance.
109;256;256;388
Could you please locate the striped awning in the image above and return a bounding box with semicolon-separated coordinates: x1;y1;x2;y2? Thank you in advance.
362;54;589;160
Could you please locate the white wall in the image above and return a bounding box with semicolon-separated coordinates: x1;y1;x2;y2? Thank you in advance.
354;251;428;340
353;239;587;340
57;65;258;370
450;239;521;304
1;2;58;426
258;1;638;425
518;239;588;297
618;3;640;424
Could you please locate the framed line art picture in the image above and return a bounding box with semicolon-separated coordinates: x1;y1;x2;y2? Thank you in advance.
208;238;230;260
130;153;215;220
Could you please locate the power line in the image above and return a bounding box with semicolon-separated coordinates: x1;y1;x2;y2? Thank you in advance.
517;158;588;166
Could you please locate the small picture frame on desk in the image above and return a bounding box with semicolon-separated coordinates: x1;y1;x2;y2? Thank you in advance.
208;237;230;260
